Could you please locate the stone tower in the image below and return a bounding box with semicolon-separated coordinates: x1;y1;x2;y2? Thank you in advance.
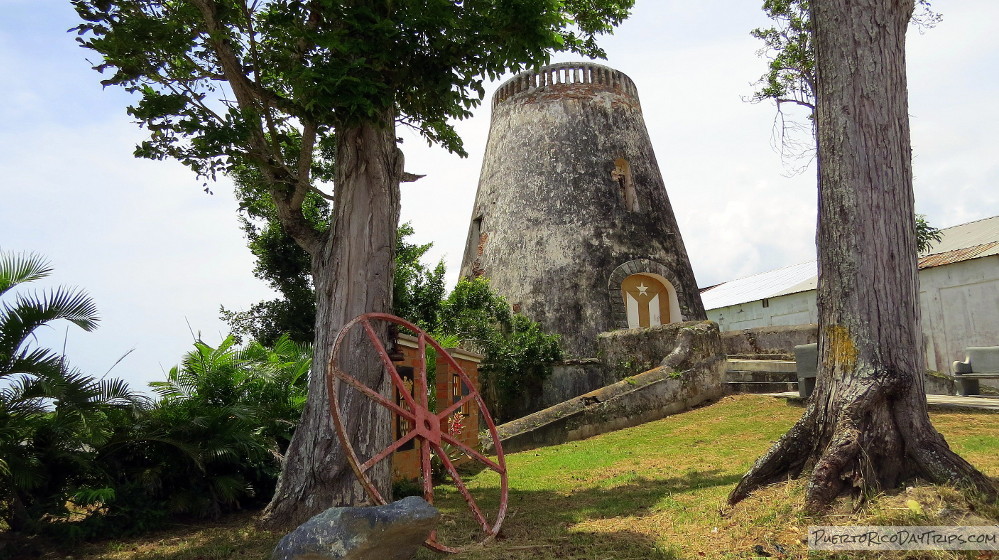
460;62;705;362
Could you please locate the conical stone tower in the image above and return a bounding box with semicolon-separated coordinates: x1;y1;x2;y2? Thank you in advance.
460;61;705;364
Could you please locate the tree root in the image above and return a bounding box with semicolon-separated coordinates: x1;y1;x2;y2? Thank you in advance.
730;389;998;511
804;416;862;510
728;407;816;505
908;427;999;503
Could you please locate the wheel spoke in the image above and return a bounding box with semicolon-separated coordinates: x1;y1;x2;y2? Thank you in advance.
332;368;415;421
360;318;419;411
440;431;505;474
359;428;419;473
431;442;490;531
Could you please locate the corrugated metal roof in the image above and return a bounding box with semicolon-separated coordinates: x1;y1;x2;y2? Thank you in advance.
918;241;999;268
700;261;817;309
701;214;999;310
773;275;818;296
921;215;999;256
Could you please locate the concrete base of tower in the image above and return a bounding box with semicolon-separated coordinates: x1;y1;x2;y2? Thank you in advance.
486;321;728;454
543;361;618;408
535;320;725;415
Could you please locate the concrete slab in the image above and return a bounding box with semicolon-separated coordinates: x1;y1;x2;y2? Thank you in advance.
726;359;797;373
766;391;999;413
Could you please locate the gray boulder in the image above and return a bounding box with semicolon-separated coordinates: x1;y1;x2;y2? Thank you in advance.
271;496;439;560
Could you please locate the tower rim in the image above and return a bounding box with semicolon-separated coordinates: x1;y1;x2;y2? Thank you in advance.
491;61;639;109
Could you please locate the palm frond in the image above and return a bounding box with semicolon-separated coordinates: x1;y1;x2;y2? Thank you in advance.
107;431;208;473
0;288;100;372
32;367;102;411
0;251;52;296
150;365;198;400
2;346;65;380
5;287;100;331
97;377;147;408
8;454;44;490
0;375;48;415
71;486;116;507
209;474;251;505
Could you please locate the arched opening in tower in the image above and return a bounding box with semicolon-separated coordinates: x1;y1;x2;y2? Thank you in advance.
622;273;680;328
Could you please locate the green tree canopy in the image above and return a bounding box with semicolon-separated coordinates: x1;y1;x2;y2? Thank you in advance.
220;219;446;344
72;0;634;186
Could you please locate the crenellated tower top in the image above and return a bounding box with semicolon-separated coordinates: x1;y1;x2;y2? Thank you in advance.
491;62;639;108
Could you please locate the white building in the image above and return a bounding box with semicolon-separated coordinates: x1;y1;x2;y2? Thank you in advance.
701;215;999;373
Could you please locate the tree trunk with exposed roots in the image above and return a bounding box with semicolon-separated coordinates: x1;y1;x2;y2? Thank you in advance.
729;0;996;510
259;115;400;529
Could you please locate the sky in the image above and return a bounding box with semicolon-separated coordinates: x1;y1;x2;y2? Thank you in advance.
2;0;997;392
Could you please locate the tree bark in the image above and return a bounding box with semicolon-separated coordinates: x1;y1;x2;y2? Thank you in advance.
259;112;401;529
729;0;996;510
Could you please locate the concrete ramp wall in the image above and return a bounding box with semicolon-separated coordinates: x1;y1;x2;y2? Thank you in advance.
487;321;726;454
721;324;818;358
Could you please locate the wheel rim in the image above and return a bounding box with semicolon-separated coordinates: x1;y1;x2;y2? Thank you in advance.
326;312;509;553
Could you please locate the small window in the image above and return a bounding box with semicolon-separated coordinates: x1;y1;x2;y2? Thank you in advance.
612;158;639;212
395;366;415;450
452;373;472;416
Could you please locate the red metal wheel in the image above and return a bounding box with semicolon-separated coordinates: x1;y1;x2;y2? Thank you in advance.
326;312;509;553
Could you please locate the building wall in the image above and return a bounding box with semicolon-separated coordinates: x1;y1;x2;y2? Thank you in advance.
707;290;817;332
706;256;999;372
919;256;999;372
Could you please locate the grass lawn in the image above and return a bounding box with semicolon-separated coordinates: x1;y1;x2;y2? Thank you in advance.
24;394;999;559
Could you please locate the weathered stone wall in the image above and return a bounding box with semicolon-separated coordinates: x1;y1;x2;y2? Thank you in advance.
460;62;705;360
542;360;615;408
597;321;724;379
487;321;725;454
721;324;819;358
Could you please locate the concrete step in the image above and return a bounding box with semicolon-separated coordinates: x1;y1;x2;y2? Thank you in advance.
726;370;798;383
725;359;797;374
728;380;799;394
728;353;792;361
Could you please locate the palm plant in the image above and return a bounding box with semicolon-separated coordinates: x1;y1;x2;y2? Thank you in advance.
0;250;142;533
96;334;311;523
0;251;98;380
238;334;310;453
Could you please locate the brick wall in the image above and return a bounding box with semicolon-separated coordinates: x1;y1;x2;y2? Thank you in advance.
390;335;482;481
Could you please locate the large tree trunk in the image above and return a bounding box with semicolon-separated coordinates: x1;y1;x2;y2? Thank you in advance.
729;0;995;510
259;113;401;529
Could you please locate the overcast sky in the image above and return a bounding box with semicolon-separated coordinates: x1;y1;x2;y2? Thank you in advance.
2;0;997;391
